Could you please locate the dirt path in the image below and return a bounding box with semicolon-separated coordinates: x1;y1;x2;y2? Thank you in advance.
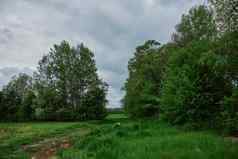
22;128;90;159
30;137;71;159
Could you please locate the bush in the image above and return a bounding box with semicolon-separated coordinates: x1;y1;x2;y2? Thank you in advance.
34;108;47;121
217;89;238;134
160;40;231;127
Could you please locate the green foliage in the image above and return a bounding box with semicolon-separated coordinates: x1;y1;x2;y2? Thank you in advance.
212;32;238;133
57;118;238;159
172;5;217;46
0;41;108;121
0;73;34;121
0;122;83;158
123;40;176;117
160;5;238;132
33;85;64;120
123;4;238;134
217;89;238;134
18;90;36;121
209;0;238;32
81;82;108;120
160;40;230;126
123;6;218;119
34;41;108;121
159;5;237;129
1;114;238;159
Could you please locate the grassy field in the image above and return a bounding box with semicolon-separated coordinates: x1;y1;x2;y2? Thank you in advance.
0;114;238;159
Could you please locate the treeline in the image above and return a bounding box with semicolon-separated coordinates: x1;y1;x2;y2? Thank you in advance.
0;41;108;121
123;1;238;133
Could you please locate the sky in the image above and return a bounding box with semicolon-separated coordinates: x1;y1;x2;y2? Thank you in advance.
0;0;204;107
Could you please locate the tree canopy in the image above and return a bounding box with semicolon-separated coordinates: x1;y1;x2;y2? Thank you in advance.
123;4;238;133
0;41;108;121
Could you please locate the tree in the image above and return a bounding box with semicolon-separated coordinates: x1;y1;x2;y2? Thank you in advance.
0;91;3;120
0;73;34;121
82;81;108;120
208;0;238;132
34;41;108;121
212;32;238;133
210;0;238;33
123;40;175;117
160;40;230;127
33;83;63;121
172;5;217;46
20;90;36;121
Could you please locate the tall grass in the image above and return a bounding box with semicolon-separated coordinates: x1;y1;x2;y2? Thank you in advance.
58;119;238;159
1;114;238;159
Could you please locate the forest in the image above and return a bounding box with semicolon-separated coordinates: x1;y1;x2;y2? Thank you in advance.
0;42;108;121
123;1;238;134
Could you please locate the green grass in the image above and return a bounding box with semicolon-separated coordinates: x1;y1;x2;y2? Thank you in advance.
106;113;127;119
0;122;87;158
0;114;238;159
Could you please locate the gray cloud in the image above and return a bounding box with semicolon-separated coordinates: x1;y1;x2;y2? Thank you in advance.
0;27;14;44
0;0;203;107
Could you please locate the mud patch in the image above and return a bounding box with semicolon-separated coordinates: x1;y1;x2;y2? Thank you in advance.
22;137;71;159
22;128;90;159
30;138;71;159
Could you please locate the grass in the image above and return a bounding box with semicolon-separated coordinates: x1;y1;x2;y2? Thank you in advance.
0;122;86;158
0;114;238;159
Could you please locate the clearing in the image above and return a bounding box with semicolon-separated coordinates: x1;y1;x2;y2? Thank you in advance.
0;113;238;159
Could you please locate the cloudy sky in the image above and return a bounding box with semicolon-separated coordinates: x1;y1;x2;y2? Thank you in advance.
0;0;204;107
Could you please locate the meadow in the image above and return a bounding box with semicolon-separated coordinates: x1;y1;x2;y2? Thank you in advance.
0;113;238;159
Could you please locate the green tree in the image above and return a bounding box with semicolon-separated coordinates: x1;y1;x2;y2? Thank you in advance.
172;5;217;46
160;40;231;127
220;88;238;133
82;81;108;120
0;73;34;121
212;32;238;133
123;40;175;117
210;0;238;32
35;41;108;120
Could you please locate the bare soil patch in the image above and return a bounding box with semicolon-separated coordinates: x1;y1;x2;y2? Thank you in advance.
22;128;90;159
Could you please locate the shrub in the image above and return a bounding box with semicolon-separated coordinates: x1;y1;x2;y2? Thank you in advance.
160;40;231;127
217;89;238;134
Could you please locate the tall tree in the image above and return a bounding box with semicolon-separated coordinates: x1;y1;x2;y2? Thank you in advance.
172;5;217;46
0;73;34;121
160;4;238;131
210;0;238;33
123;40;175;117
160;40;231;126
35;41;107;120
